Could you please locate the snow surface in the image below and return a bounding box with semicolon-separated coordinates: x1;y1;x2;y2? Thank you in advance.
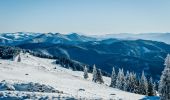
0;53;152;100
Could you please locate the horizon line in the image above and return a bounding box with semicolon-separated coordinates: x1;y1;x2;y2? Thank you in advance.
1;31;170;35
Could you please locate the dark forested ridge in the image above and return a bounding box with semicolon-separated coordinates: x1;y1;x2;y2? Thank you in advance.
1;32;170;80
17;39;170;80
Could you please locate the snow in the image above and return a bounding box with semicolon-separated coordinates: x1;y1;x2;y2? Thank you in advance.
142;47;151;53
0;32;41;45
0;53;152;99
0;36;11;40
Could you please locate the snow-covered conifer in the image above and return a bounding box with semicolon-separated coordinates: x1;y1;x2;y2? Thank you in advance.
110;67;117;88
134;78;140;94
116;68;125;90
148;77;155;96
17;54;21;62
139;71;148;95
124;70;130;91
92;64;97;82
129;72;137;93
153;82;157;96
83;66;88;79
116;68;121;89
159;54;170;100
132;73;139;93
96;69;104;84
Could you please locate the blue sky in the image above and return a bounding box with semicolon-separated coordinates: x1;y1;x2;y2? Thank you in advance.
0;0;170;35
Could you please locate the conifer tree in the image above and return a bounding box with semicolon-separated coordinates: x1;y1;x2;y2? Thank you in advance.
129;73;136;93
110;67;117;88
139;71;148;95
83;66;88;79
132;73;138;93
153;82;157;96
116;68;125;90
124;71;130;91
128;72;134;92
96;69;104;84
134;78;140;94
159;54;170;100
116;68;121;89
92;64;97;82
127;72;137;93
148;77;155;96
17;54;21;62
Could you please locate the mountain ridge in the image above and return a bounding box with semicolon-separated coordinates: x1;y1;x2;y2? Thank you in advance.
1;32;170;80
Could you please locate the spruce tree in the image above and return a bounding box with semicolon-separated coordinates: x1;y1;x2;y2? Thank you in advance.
92;64;97;82
110;67;117;88
153;82;157;96
128;72;134;92
127;72;132;92
159;54;170;100
124;71;130;91
148;77;155;96
17;54;21;62
96;69;104;84
139;71;148;95
132;73;138;93
127;72;138;93
116;68;125;90
135;78;140;94
83;66;88;79
116;68;121;89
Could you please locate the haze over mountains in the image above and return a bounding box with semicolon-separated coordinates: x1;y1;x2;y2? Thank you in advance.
96;33;170;44
0;32;170;80
1;32;170;44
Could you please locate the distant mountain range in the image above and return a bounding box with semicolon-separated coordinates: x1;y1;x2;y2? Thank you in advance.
1;32;170;45
0;32;96;45
97;33;170;44
1;32;170;80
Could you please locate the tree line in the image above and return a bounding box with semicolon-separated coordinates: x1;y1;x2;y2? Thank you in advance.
84;65;156;96
0;45;21;59
83;54;170;99
1;45;169;99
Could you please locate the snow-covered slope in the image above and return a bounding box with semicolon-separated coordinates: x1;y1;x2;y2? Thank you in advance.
0;53;148;100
